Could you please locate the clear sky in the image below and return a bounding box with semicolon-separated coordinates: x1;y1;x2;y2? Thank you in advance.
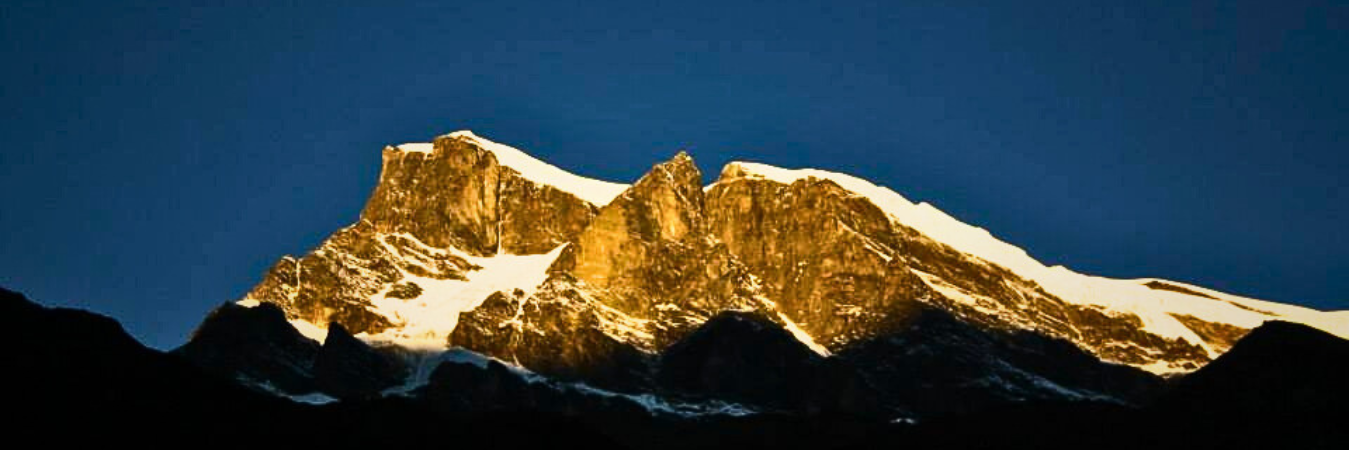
2;1;1345;349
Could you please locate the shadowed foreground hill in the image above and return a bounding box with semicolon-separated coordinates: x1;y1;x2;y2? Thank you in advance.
895;319;1349;450
6;286;1347;450
1145;320;1349;448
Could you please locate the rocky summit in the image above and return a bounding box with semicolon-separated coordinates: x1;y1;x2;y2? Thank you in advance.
219;129;1349;416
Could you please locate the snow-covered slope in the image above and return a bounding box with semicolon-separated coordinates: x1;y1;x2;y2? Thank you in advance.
719;161;1349;354
261;233;566;350
360;234;565;349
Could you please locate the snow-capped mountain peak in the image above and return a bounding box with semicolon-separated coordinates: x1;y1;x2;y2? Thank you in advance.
242;131;1347;377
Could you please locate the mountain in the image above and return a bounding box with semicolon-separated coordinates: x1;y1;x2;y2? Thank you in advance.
173;301;323;395
240;131;1345;362
8;126;1346;445
215;129;1347;417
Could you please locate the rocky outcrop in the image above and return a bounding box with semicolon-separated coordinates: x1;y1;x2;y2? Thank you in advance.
312;323;411;400
361;136;505;255
657;311;880;415
173;302;321;394
499;167;601;254
362;135;601;256
450;280;656;392
706;170;933;347
451;153;772;389
241;223;400;335
176;302;410;399
547;152;766;339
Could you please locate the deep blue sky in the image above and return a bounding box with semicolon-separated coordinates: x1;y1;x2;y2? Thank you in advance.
2;1;1345;349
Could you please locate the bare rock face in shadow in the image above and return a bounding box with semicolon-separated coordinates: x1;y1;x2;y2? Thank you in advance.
313;322;411;400
657;311;881;416
838;307;1163;416
174;301;321;394
1158;320;1349;419
176;302;410;400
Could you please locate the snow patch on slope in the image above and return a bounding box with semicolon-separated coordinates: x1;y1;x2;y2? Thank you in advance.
395;143;433;154
286;318;330;343
753;295;831;356
776;311;831;357
721;161;1349;351
244;376;339;405
361;233;566;350
257;232;569;351
1130;278;1349;338
569;383;757;417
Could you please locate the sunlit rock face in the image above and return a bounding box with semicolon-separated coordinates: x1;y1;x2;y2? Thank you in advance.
706;165;1213;369
706;169;934;348
361;136;600;256
545;152;767;335
450;153;774;391
361;136;506;255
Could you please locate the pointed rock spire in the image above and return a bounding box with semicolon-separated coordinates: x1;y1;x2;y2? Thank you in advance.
553;152;708;289
540;150;759;323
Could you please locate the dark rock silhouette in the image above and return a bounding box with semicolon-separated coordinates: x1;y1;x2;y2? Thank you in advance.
839;307;1163;416
313;322;411;400
8;286;1348;449
173;301;321;394
658;311;881;415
